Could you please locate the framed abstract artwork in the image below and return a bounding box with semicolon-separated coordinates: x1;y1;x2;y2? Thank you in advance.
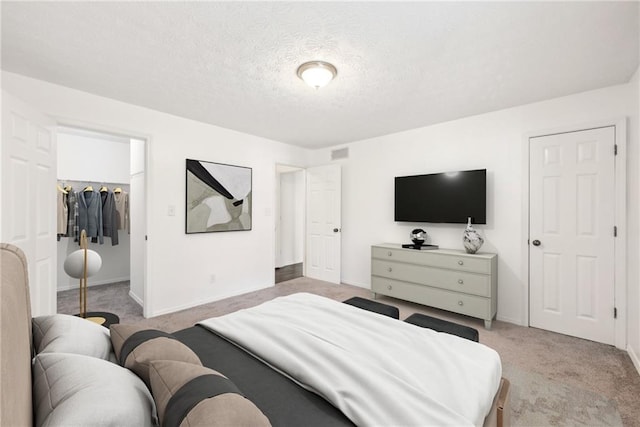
185;159;252;233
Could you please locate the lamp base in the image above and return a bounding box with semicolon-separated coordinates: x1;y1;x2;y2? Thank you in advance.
75;311;120;328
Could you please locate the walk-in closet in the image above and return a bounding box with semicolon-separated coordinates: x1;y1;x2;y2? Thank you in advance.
56;126;145;318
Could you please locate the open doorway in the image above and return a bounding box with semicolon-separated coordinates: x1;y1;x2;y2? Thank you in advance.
275;165;305;283
55;126;146;323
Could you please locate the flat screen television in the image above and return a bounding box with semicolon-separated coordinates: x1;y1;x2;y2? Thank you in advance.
394;169;486;224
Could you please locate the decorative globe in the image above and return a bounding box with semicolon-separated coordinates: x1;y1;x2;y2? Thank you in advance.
410;228;427;246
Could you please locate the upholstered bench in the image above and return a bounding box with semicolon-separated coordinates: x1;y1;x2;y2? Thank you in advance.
343;297;400;319
404;313;479;342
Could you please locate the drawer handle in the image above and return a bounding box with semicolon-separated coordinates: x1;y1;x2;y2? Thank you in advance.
388;251;393;256
458;279;464;285
387;285;393;291
458;260;464;266
388;267;393;272
458;300;464;306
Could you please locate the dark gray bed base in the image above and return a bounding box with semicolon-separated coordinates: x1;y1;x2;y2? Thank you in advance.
173;325;355;427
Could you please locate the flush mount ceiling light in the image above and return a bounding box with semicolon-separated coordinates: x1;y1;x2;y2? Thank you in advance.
296;61;337;89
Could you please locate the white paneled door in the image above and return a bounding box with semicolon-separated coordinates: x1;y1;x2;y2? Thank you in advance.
305;164;341;283
1;91;57;316
529;126;616;345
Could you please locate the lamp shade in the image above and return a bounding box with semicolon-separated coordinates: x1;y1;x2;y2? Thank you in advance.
63;249;102;279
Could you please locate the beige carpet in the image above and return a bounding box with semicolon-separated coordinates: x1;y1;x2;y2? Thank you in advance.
503;364;622;426
58;277;640;426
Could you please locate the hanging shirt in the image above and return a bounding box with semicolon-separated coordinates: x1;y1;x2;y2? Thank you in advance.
114;191;130;233
101;190;119;246
65;190;80;242
56;187;68;238
78;190;104;244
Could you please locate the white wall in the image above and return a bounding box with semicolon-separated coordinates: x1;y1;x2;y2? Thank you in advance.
56;131;131;290
57;131;130;182
3;71;309;317
311;82;638;328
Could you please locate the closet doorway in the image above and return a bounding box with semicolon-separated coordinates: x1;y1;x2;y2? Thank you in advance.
275;165;305;283
56;126;146;320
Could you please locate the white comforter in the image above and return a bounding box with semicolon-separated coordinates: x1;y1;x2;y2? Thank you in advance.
198;293;502;427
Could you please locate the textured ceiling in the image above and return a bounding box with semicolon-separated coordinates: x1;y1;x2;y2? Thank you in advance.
2;2;638;148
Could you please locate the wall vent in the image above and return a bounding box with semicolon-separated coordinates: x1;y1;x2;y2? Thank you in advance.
331;147;349;160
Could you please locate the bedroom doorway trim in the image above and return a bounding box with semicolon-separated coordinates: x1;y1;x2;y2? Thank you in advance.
275;164;305;277
54;119;151;318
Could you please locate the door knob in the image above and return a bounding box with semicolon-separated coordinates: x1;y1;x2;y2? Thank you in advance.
333;228;340;233
532;240;541;246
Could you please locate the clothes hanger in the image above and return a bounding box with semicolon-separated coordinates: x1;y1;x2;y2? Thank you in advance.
113;187;122;193
84;185;93;192
64;185;73;192
56;184;68;194
99;185;109;192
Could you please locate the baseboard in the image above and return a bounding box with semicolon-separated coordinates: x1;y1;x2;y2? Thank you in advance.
148;283;272;318
57;276;131;292
628;345;640;377
57;283;76;292
128;290;143;307
496;314;526;327
89;276;131;287
340;280;370;289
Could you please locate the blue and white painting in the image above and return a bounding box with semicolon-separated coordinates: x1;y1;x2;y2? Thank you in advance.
186;159;252;233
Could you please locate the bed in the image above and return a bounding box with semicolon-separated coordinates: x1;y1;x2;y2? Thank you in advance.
0;243;510;426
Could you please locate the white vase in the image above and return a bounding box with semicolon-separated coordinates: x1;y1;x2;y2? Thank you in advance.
463;217;484;254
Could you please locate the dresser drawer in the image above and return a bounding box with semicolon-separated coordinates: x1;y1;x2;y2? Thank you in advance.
371;260;491;297
372;246;492;274
372;277;492;319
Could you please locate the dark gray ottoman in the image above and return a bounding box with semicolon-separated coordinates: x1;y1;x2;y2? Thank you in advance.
404;313;479;342
343;297;400;319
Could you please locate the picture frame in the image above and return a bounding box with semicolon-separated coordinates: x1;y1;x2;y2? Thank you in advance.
185;158;252;233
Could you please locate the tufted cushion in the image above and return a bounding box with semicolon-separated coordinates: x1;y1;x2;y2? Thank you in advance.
343;296;400;319
149;359;271;427
32;352;156;427
404;313;480;342
32;314;113;360
110;324;201;386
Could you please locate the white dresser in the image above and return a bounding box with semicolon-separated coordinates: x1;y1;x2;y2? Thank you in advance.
371;243;497;329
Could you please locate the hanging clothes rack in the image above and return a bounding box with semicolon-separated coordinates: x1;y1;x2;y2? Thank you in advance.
57;180;131;245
